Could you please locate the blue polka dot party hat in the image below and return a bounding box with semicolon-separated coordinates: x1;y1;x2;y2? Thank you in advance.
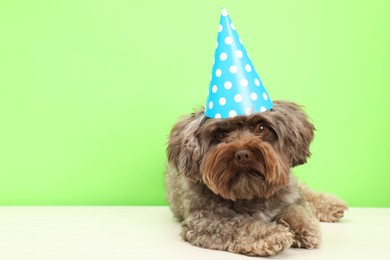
205;8;273;118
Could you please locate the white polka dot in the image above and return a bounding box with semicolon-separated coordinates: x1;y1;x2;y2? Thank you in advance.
234;94;243;102
254;78;260;86
218;24;223;32
220;52;228;61
219;97;226;106
212;85;217;93
245;64;252;72
208;101;213;109
260;106;267;112
215;69;222;77
229;110;237;117
230;23;236;30
224;81;232;89
221;8;228;16
250;92;258;100
229;65;237;74
225;36;233;45
262;92;268;100
245;107;253;115
235;50;243;58
240;78;248;87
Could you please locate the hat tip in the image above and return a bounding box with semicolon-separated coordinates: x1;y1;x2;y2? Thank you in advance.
221;7;228;16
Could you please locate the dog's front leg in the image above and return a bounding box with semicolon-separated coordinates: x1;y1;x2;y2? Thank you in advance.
277;203;321;249
298;182;348;222
181;210;294;256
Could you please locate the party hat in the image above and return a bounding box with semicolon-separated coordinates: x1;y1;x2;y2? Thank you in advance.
205;8;273;118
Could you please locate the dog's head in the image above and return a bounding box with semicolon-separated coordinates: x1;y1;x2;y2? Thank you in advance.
167;100;314;201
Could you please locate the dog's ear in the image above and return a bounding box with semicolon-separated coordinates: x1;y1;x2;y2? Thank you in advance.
167;109;205;182
273;101;315;167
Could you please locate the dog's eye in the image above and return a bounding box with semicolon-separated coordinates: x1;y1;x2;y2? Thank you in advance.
215;131;228;141
255;124;269;135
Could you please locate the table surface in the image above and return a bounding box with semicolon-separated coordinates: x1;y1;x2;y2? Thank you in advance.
0;207;388;260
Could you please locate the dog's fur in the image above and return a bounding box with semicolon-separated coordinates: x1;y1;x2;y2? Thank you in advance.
165;100;347;256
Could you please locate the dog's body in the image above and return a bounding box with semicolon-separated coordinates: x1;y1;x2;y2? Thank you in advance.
165;100;347;256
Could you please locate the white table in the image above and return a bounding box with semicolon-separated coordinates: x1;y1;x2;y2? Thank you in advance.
0;207;388;259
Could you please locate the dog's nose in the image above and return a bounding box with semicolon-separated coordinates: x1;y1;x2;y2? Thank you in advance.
234;149;251;164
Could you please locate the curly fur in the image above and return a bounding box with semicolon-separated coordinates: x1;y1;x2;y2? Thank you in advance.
165;100;347;256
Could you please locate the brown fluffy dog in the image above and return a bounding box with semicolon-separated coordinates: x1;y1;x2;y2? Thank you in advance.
165;100;347;256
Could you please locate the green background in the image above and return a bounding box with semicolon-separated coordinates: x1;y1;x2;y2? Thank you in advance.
0;0;389;206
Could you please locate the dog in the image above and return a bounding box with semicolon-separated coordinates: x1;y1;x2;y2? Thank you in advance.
165;100;347;256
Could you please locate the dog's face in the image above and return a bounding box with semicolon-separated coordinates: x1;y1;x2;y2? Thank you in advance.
167;100;314;201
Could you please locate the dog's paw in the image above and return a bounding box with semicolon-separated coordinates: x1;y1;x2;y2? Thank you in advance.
238;225;294;256
314;196;348;223
293;228;321;249
260;227;294;256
